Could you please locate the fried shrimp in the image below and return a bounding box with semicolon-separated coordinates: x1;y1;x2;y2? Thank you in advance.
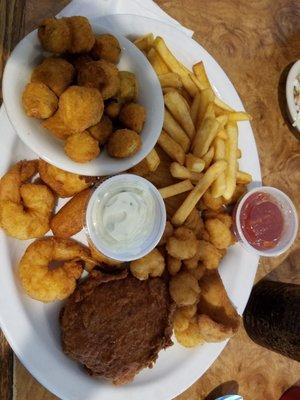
38;159;92;197
0;160;55;239
18;237;91;302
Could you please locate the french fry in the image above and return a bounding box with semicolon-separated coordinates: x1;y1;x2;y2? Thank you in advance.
134;33;154;51
170;162;202;182
236;170;252;185
171;160;227;225
159;72;182;88
157;130;185;165
192;117;221;157
159;179;194;199
223;122;238;200
203;102;215;119
185;153;205;173
202;146;215;169
193;61;211;90
217;129;228;140
237;148;242;159
147;48;169;75
216;114;228;129
164;91;195;139
213;96;234;112
153;36;198;97
179;88;192;106
197;87;215;128
190;92;201;126
228;111;252;121
145;148;160;172
211;138;226;197
163;109;190;152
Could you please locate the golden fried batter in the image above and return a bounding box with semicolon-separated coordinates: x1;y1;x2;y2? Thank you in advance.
91;34;121;64
130;248;165;280
22;82;58;119
19;237;91;302
119;103;146;133
70;54;93;71
64;131;100;163
42;111;75;140
107;129;141;158
66;16;95;53
0;160;55;240
38;159;91;197
50;188;91;238
38;17;71;53
31;57;75;96
77;61;106;89
96;60;120;100
169;271;200;306
205;218;232;250
105;101;122;119
167;255;181;276
88;241;121;267
88;115;113;144
117;71;138;103
59;86;104;132
166;227;198;260
197;240;223;270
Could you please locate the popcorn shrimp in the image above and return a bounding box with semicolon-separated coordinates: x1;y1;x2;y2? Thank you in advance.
0;160;55;239
19;237;91;302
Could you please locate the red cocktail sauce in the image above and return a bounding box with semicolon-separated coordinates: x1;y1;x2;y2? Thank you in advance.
239;192;284;250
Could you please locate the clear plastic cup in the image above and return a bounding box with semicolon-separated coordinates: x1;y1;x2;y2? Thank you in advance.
85;174;166;262
233;186;298;257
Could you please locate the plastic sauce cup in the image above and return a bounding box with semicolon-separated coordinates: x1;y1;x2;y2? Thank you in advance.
233;186;298;257
85;174;166;262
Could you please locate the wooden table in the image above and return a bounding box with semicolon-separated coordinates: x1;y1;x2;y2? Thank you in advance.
1;1;300;399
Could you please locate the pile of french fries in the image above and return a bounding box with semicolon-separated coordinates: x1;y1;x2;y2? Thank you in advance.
133;34;252;225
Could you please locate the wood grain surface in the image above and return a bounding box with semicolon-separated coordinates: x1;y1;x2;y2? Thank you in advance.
0;1;300;399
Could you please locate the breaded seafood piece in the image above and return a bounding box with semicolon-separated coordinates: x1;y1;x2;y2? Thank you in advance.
130;248;165;280
169;271;200;306
38;17;71;53
0;160;55;240
105;101;122;119
59;86;104;132
38;159;91;197
60;271;174;384
117;71;138;102
88;115;113;144
22;82;58;119
69;54;93;71
19;237;90;302
91;34;121;64
166;227;198;260
107;129;141;158
77;61;106;89
119;103;146;133
64;131;100;163
42;111;75;140
66;16;95;53
205;218;232;250
96;60;120;100
197;240;223;270
31;57;75;96
197;271;240;342
51;188;91;238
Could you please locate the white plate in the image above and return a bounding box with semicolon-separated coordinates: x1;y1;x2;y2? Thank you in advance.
0;14;261;400
2;23;164;176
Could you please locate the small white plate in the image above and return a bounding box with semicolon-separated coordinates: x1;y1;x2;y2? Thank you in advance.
286;60;300;131
2;23;164;176
0;14;261;400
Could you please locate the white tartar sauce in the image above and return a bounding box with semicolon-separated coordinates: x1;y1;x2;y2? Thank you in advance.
92;185;156;252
